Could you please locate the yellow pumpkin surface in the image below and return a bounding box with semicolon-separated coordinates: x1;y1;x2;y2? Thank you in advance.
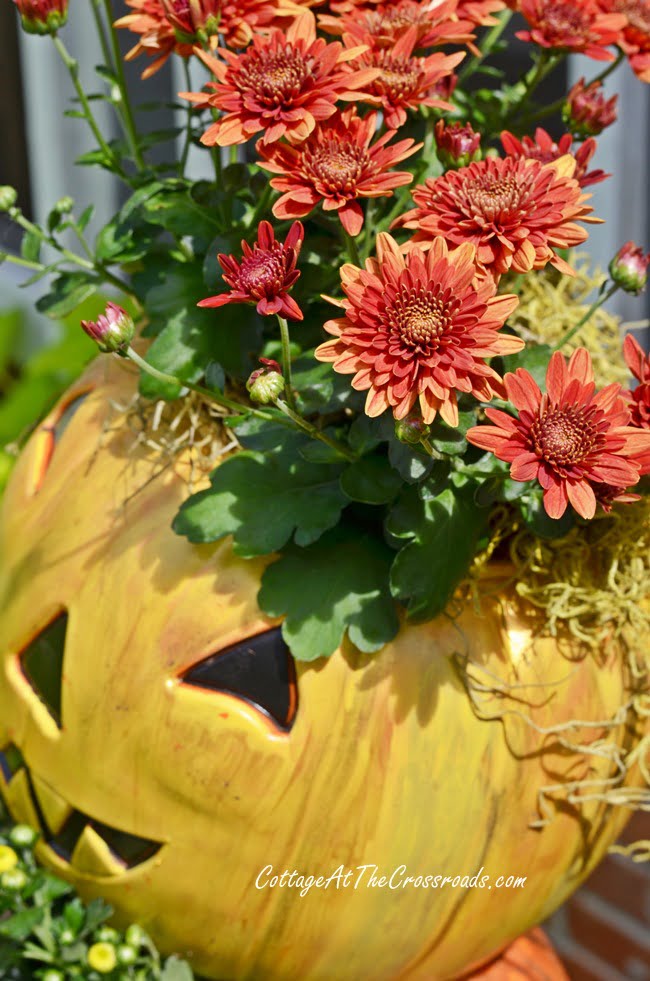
0;355;646;980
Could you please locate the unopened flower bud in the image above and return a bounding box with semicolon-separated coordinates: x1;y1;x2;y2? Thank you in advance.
563;78;618;137
81;302;135;353
435;120;481;170
8;824;38;849
0;186;18;212
247;358;285;404
54;196;75;215
13;0;69;35
395;414;431;445
1;868;28;891
609;242;649;295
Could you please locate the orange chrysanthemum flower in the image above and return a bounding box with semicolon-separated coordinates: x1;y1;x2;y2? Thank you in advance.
114;0;277;78
467;349;650;520
257;109;420;236
396;155;600;280
516;0;627;61
599;0;650;81
457;0;506;25
319;0;476;51
198;220;304;321
315;234;521;425
349;27;464;129
181;13;378;146
500;127;609;187
622;334;650;472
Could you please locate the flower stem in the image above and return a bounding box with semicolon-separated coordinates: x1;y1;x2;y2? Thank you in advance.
126;347;357;461
589;50;625;87
102;0;146;170
553;284;619;350
90;0;114;73
458;9;513;83
342;228;361;266
421;438;443;460
277;316;297;410
274;400;357;461
52;35;126;177
180;60;194;174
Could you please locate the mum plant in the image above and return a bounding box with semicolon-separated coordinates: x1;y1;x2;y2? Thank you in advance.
1;0;650;977
4;0;649;658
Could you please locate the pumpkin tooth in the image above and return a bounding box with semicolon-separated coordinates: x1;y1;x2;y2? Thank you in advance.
30;773;74;836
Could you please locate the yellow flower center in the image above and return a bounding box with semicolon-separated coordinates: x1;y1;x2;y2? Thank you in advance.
87;942;118;973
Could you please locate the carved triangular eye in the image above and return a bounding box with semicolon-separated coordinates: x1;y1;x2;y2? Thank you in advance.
182;627;298;731
20;613;67;728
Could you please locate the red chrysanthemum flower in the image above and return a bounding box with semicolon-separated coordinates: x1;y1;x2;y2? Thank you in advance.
396;154;600;280
516;0;627;61
257;108;420;236
315;233;521;425
181;12;378;146
319;0;476;51
600;0;650;81
198;221;304;321
467;349;650;519
115;0;277;78
622;335;650;473
500;127;609;188
349;27;464;129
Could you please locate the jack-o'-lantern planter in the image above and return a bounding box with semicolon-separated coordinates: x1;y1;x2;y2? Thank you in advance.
0;355;648;981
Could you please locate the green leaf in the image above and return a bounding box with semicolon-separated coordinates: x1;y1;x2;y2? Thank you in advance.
426;411;475;457
340;452;402;505
21;230;42;264
502;343;552;390
0;908;44;941
161;955;195;981
204;361;225;392
258;527;399;660
0;309;21;369
173;447;347;557
521;492;576;540
292;355;362;414
387;439;434;483
36;273;99;320
387;485;488;620
80;898;112;936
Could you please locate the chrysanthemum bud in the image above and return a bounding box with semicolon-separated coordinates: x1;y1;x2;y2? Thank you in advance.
13;0;69;35
246;358;285;404
434;120;481;170
54;196;75;215
8;825;38;849
0;187;18;212
1;868;28;891
81;302;135;354
395;414;431;445
609;242;649;295
563;78;618;137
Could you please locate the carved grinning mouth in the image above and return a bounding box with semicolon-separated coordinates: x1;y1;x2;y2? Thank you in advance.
0;744;163;876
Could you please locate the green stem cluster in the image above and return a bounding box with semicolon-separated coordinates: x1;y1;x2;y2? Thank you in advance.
126;348;357;462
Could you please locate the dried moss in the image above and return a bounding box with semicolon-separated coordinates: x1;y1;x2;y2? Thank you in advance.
510;254;631;387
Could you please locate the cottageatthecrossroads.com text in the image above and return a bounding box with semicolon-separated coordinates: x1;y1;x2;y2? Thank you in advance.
255;865;527;897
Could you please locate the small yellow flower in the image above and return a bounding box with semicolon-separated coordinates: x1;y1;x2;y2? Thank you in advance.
87;942;117;974
0;845;18;873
